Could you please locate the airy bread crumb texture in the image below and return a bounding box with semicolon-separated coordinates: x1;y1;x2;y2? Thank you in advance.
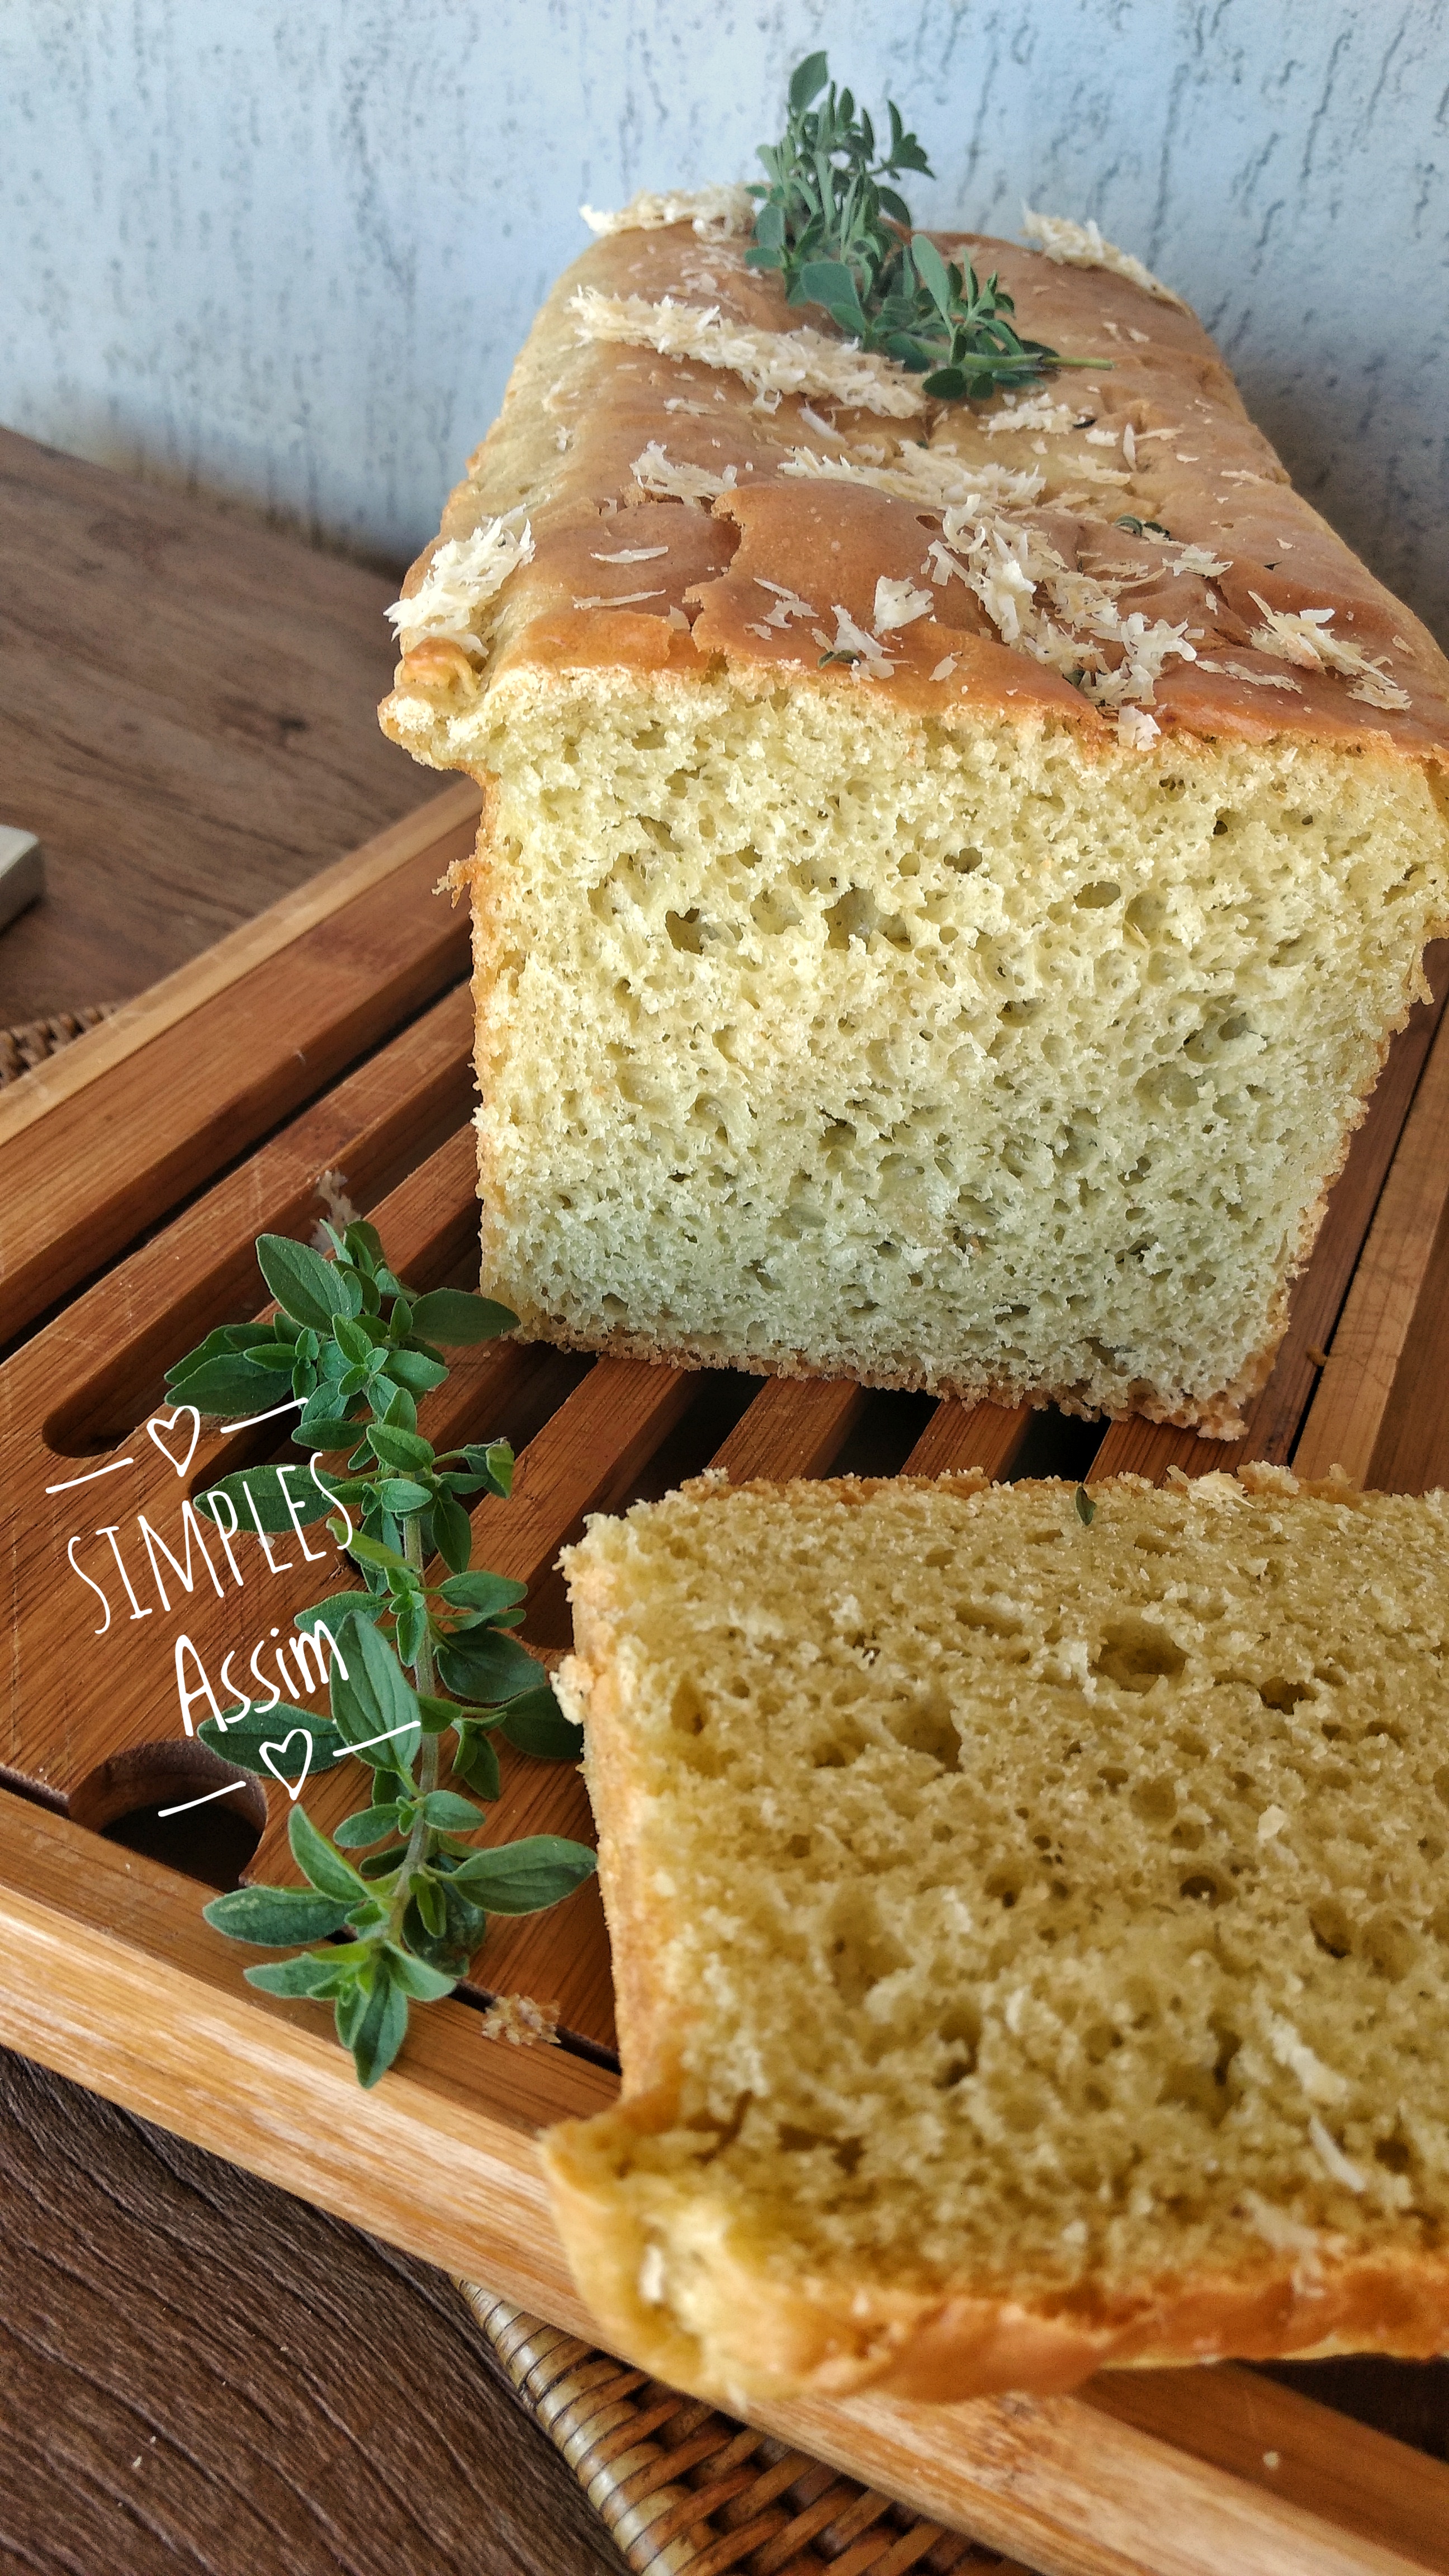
545;1471;1449;2404
461;670;1447;1430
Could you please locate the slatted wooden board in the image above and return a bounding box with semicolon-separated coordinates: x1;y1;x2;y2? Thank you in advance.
3;786;1449;2576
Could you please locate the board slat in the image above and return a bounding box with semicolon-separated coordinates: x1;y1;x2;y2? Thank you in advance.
1295;1000;1449;1482
0;785;478;1340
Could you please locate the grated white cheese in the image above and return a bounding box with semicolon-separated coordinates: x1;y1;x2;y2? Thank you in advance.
1021;204;1186;306
753;577;817;631
570;589;667;609
1247;594;1412;711
827;604;894;677
580;185;755;239
930;653;959;683
1265;2012;1349;2106
798;401;845;440
1240;2193;1323;2259
387;511;534;659
1309;2115;1368;2195
630;441;740;504
930;502;1196;714
1196;658;1304;694
571;287;926;416
1117;705;1159;749
590;545;670;562
982;390;1082;438
780;444;1044;513
1171;544;1232;579
872;575;934;633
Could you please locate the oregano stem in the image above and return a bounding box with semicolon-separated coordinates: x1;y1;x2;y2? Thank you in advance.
389;1510;439;1939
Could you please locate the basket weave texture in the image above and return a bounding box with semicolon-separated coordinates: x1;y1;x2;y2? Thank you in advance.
458;2284;1039;2576
0;1004;115;1086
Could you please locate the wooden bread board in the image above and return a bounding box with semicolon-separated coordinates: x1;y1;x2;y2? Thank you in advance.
3;787;1448;2576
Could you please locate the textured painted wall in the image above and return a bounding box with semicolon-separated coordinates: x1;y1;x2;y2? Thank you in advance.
4;1;1446;637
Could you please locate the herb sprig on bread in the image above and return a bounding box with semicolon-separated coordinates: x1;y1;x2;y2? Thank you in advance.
166;1222;595;2087
747;52;1092;399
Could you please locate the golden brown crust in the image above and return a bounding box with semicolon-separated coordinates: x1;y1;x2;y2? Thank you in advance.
381;221;1449;768
544;1471;1449;2404
543;2099;1449;2403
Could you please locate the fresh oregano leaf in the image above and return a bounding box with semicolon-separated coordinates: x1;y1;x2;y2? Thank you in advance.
406;1289;518;1344
448;1835;597;1915
500;1684;585;1761
203;1885;355;1944
383;1944;457;2002
435;1628;543;1706
333;1804;401;1847
367;1422;434;1472
197;1464;339;1535
451;1725;502;1805
438;1570;528;1619
431;1488;473;1575
378;1347;449;1396
197;1707;348;1779
256;1233;362;1331
288;1802;364;1900
243;1952;352;1998
419;1791;486;1832
348;1964;409;2089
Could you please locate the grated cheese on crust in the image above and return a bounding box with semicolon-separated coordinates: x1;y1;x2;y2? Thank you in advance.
387;512;534;658
570;287;926;417
872;576;935;633
779;444;1043;513
1246;595;1412;713
983;390;1084;437
1021;205;1186;308
629;441;742;505
1197;659;1304;694
580;185;756;240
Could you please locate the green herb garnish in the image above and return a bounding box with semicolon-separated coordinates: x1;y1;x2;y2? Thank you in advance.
1075;1484;1097;1526
746;53;1095;400
167;1221;595;2089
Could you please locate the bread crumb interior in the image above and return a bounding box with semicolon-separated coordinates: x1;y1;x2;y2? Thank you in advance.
565;1476;1449;2318
457;672;1448;1426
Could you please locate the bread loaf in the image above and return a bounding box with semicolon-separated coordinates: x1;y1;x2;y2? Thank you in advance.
544;1468;1449;2405
380;197;1449;1434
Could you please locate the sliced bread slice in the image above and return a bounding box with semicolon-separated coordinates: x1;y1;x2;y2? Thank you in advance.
544;1467;1449;2405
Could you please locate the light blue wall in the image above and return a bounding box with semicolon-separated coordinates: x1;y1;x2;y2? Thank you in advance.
4;2;1446;637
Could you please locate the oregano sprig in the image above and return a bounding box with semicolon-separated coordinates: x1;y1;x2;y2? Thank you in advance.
164;1220;595;2088
746;53;1095;400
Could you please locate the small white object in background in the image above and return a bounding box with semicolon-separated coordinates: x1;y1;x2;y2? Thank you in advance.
0;827;45;933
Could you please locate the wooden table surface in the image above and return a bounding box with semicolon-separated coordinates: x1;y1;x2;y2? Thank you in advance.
0;425;626;2576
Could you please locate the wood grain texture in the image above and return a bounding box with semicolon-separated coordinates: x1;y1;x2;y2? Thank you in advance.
0;2044;629;2576
6;1797;1448;2576
0;427;432;1024
1295;1003;1449;1483
0;790;477;1340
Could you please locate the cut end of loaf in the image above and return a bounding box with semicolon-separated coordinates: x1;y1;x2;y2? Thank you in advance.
455;663;1446;1429
544;1471;1449;2404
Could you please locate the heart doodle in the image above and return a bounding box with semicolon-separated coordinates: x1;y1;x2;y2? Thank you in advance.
147;1405;201;1478
259;1729;314;1801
